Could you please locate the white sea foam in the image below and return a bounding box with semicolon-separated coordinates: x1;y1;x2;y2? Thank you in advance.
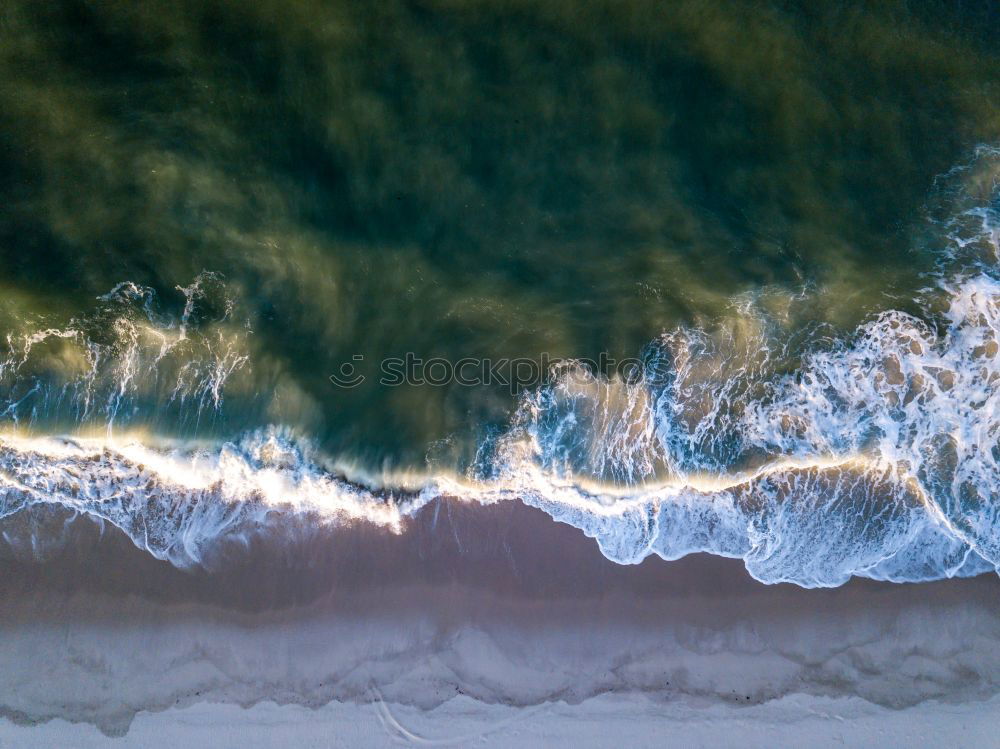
1;151;999;586
0;272;249;431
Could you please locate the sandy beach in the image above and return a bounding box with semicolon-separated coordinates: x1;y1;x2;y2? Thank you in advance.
3;1;1000;745
2;499;998;745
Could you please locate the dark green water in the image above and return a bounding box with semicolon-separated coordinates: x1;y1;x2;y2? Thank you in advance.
2;0;999;469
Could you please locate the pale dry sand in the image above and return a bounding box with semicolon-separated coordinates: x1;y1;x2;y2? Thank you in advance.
4;693;1000;748
1;499;998;745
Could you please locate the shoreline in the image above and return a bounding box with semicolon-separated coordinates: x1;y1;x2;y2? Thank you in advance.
2;498;998;740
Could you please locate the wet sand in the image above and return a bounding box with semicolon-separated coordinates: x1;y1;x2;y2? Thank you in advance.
1;498;998;744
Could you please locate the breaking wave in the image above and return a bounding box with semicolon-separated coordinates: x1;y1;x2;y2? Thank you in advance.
2;148;1000;587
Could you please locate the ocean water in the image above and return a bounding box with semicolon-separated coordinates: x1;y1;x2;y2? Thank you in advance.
2;0;1000;586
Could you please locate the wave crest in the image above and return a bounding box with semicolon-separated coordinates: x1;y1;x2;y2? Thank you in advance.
2;150;1000;587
